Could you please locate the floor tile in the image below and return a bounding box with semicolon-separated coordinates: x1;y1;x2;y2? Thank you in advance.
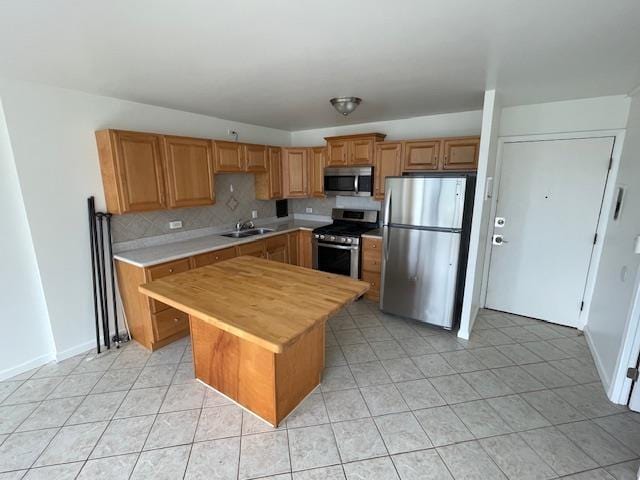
238;430;290;480
519;426;598;476
429;374;480;404
22;462;83;479
159;383;205;413
114;386;167;418
493;366;546;393
411;354;456;378
396;337;434;356
524;324;566;340
133;364;177;389
90;415;155;458
77;453;137;480
0;429;57;472
350;361;392;387
47;373;103;399
424;335;467;352
144;409;199;450
559;469;617;479
374;412;432;455
555;384;626;419
521;362;575;388
332;418;387;463
438;440;507;479
343;456;399;479
605;459;640;479
360;384;409;416
479;432;556;480
130;444;190;479
353;314;383;329
392;369;446;407
341;344;377;364
17;397;82;432
66;391;126;424
500;326;543;342
33;421;107;466
194;405;242;441
325;346;347;367
0;383;23;405
486;394;550;431
468;329;514;347
321;367;357;392
467;346;514;368
594;413;640;456
72;352;117;374
521;341;570;361
242;411;283;435
460;370;514;398
497;344;544;365
285;393;329;429
549;338;589;357
336;329;367;346
549;358;599;384
184;437;239;480
323;389;370;422
203;388;233;408
413;406;473;447
90;368;141;394
293;465;345;479
440;350;487;373
0;404;39;434
521;389;584;424
145;346;185;367
392;449;453;480
172;363;196;385
110;350;150;370
4;378;62;405
361;327;393;342
288;424;340;471
452;400;513;438
31;357;84;379
381;358;423;383
557;420;636;466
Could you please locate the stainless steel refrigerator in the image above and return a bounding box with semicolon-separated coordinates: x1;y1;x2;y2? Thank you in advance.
380;175;474;329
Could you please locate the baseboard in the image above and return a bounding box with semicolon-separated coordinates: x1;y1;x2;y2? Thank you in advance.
55;338;96;362
583;325;616;402
0;352;56;381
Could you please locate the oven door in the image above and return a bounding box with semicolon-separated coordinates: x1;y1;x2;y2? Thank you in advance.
313;240;360;279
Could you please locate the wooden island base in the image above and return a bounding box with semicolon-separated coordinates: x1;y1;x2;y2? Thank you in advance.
190;315;325;426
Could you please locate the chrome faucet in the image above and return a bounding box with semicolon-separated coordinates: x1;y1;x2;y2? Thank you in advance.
235;219;255;231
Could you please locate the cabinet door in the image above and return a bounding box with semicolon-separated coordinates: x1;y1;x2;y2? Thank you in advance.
269;147;283;198
244;143;268;172
236;240;266;258
350;138;375;165
283;148;309;198
112;131;167;212
326;139;349;167
403;140;440;171
298;230;313;268
163;136;214;208
442;137;480;170
288;232;299;265
309;147;325;197
374;143;402;200
265;235;288;263
213;141;244;172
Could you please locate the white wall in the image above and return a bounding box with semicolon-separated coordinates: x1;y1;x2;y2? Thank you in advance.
290;110;482;145
458;90;501;339
0;99;55;380
585;93;640;400
0;79;290;370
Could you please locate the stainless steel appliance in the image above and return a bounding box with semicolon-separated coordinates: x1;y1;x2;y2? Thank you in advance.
380;175;475;329
324;167;374;197
313;208;379;279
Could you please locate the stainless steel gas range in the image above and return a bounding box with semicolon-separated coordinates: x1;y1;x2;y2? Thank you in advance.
312;208;379;279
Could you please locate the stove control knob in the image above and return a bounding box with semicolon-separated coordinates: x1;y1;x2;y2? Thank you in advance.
320;235;325;240
347;238;353;243
314;234;319;239
330;236;336;241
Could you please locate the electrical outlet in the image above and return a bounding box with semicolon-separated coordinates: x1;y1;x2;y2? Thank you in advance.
306;207;313;213
169;220;183;230
251;210;258;219
230;184;234;193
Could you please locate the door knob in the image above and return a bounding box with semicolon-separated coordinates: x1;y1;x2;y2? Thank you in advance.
492;234;508;246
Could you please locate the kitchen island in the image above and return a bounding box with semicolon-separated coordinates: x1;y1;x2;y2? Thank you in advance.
139;256;369;426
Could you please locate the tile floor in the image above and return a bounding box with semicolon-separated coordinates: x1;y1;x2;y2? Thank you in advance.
1;301;639;479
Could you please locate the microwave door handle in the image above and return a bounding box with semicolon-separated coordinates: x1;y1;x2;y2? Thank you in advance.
354;175;359;195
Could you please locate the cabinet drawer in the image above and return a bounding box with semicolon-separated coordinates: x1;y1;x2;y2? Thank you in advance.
152;308;189;341
146;258;191;312
361;270;381;300
362;237;382;252
362;250;382;273
191;247;236;268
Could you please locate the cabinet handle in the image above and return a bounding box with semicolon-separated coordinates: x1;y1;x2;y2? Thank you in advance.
173;318;179;323
168;268;174;273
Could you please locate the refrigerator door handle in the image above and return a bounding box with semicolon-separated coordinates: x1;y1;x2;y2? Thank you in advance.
383;189;392;225
383;226;390;262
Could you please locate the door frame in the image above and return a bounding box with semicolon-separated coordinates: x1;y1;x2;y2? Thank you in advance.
479;130;626;331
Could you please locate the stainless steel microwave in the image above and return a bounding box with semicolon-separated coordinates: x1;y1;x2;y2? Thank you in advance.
324;167;374;197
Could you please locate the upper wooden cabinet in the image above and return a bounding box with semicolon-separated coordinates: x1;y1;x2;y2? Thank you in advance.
163;135;215;208
374;142;403;200
96;130;167;214
255;147;283;200
282;148;309;198
309;147;326;198
213;140;244;172
441;137;480;170
403;140;440;171
243;143;268;172
325;133;386;167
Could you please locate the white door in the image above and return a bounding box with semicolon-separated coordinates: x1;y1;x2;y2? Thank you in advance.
486;137;613;327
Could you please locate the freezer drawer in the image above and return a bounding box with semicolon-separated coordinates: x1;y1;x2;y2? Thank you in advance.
380;226;461;328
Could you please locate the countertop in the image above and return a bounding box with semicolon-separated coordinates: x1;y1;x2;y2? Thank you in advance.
114;219;329;268
362;228;383;238
139;256;369;352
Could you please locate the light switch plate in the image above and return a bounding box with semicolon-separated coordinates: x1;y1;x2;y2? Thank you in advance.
169;221;183;230
251;210;258;219
306;207;313;213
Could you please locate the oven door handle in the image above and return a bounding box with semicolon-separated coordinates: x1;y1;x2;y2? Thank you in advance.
316;242;358;251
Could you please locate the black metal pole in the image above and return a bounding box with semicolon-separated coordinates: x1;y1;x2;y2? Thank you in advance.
88;197;101;354
96;213;110;349
105;213;121;347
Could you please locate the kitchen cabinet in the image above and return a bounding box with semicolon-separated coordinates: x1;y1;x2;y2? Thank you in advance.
282;148;309;198
374;142;403;200
96;129;167;214
255;147;283;199
403;140;440;171
361;236;382;301
299;230;313;268
191;247;237;268
288;232;299;266
213;140;244;172
243;143;268;172
265;234;289;263
309;147;326;197
237;240;266;258
441;137;480;170
325;133;386;167
163;135;215;208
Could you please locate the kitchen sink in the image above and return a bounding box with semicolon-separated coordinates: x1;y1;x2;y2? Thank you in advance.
220;228;274;238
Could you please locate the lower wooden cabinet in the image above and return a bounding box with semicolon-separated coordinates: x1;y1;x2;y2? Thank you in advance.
266;235;288;263
361;236;382;301
237;240;266;258
191;247;236;268
298;230;313;268
288;232;299;266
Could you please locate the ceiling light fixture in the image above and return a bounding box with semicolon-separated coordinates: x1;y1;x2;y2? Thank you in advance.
330;97;362;116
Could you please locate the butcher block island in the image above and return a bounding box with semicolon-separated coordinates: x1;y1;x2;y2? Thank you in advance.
139;256;369;426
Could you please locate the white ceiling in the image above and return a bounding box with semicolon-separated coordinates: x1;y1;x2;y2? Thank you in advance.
1;0;639;130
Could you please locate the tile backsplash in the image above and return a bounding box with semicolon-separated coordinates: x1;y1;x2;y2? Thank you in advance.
290;196;381;217
111;174;276;243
